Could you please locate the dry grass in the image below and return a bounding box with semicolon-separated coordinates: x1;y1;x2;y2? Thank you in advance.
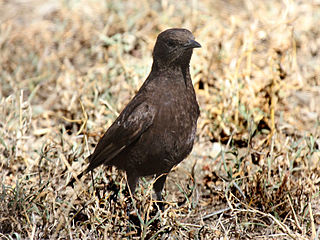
0;0;320;239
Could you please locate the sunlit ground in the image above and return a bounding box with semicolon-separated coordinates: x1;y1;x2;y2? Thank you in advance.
0;0;319;239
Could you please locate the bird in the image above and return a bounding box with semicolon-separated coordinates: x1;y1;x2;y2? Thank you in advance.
68;28;201;203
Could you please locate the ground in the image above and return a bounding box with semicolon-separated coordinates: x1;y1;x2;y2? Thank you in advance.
0;0;319;239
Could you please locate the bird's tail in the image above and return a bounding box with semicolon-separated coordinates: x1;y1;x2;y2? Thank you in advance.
67;170;86;187
67;155;93;187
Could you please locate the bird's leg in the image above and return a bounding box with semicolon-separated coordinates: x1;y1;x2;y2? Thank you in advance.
125;172;139;230
153;174;168;210
126;172;138;211
126;172;138;197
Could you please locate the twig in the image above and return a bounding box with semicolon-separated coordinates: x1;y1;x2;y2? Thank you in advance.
309;202;316;240
202;203;241;220
287;194;302;232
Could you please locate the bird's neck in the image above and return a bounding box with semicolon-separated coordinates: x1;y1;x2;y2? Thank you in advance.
151;60;190;71
151;61;192;88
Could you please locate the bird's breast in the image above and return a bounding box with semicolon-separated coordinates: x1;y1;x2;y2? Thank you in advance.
152;83;199;160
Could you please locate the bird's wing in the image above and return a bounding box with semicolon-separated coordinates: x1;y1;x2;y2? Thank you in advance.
84;94;156;174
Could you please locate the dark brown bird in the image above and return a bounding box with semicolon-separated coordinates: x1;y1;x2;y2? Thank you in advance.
69;28;201;202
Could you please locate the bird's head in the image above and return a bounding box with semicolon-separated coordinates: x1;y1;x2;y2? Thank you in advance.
152;28;201;69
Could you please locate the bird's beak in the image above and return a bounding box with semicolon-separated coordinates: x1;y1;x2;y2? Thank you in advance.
184;39;201;49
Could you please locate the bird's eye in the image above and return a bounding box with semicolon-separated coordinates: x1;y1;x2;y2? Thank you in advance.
167;40;175;47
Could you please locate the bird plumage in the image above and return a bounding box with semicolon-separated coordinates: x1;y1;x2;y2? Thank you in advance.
68;28;201;203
